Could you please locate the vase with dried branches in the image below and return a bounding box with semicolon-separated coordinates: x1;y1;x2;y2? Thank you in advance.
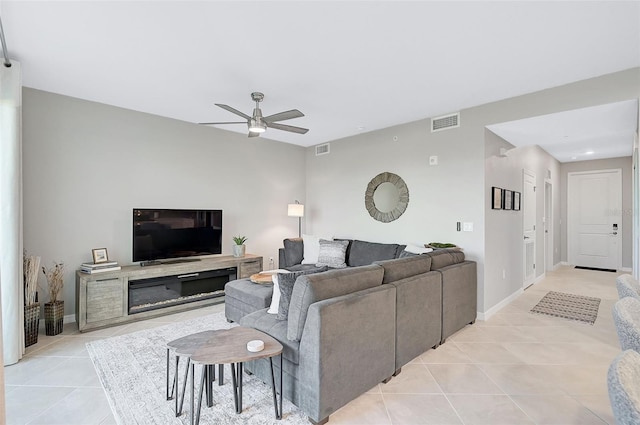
23;252;41;347
42;261;64;336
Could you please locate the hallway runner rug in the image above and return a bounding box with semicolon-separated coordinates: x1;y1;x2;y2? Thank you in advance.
86;312;308;425
530;291;601;325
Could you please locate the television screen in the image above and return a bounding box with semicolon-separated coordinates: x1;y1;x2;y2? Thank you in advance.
133;209;222;263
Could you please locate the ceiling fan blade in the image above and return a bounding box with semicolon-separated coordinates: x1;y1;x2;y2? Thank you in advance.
199;121;246;125
263;109;304;123
248;131;261;138
215;104;252;120
266;122;309;134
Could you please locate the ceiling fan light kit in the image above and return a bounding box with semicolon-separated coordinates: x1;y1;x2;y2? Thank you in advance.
200;92;309;138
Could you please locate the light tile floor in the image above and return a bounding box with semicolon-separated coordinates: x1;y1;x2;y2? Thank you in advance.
4;266;621;424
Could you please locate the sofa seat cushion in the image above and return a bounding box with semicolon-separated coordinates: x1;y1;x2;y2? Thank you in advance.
374;255;432;284
239;309;301;365
428;249;465;270
285;264;323;272
347;240;404;267
225;278;273;308
287;264;384;341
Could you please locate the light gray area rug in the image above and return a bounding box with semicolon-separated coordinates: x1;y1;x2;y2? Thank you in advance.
87;312;308;424
530;290;601;325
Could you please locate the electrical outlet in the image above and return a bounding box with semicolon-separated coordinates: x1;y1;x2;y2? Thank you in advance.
502;269;506;279
463;222;473;232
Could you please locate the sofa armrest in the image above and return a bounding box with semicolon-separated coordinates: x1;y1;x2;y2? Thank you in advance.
440;261;477;341
298;284;396;423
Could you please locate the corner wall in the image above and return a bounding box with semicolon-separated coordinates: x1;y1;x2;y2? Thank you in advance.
22;88;307;316
304;67;639;315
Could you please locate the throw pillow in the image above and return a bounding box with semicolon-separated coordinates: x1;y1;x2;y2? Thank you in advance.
276;266;328;321
301;234;333;265
267;270;290;315
316;239;348;268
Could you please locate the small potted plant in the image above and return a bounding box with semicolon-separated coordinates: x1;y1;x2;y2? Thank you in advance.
23;252;41;347
42;261;64;336
232;236;247;258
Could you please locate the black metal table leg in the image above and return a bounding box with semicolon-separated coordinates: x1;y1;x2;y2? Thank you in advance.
174;355;180;415
279;354;283;419
195;365;206;425
231;363;239;414
206;365;213;408
178;357;190;416
238;362;243;413
190;363;195;425
269;355;283;419
218;363;224;386
166;348;170;400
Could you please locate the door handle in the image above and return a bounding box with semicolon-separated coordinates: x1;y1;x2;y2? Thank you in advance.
610;232;618;235
524;236;530;240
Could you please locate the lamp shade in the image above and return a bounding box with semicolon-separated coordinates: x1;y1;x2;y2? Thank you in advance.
288;203;304;217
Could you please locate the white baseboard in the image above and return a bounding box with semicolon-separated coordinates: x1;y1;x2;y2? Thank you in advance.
621;267;632;272
477;288;524;321
64;314;76;325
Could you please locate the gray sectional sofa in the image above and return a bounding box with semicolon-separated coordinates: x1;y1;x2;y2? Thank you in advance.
228;238;477;424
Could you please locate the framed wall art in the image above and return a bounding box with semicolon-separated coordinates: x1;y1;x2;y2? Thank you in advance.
513;191;521;211
492;187;502;210
503;189;513;210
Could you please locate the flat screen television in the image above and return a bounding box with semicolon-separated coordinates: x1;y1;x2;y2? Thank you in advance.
133;209;222;263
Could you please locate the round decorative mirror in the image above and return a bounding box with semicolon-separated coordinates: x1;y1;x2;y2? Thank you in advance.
364;172;409;223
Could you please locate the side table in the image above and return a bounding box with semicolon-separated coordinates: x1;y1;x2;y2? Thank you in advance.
190;326;283;424
166;330;225;417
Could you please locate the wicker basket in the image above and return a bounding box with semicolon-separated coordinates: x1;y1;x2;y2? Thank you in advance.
45;300;64;336
24;303;40;347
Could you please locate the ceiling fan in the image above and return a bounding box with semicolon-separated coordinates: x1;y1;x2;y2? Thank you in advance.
200;92;309;138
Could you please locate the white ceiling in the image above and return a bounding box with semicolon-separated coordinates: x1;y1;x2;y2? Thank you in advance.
487;99;639;163
1;1;639;150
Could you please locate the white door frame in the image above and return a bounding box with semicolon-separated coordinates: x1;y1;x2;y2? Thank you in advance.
567;168;622;271
544;179;553;271
523;169;536;288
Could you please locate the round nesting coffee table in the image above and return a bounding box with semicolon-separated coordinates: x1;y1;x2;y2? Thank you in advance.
190;326;283;424
166;330;225;417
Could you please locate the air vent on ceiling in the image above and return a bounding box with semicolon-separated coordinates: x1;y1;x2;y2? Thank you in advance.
315;143;330;156
431;112;460;132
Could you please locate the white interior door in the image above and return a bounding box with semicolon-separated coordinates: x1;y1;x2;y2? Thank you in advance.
568;169;622;271
523;170;536;288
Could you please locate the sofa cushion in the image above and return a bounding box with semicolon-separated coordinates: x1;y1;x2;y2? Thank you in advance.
239;309;301;364
316;239;349;268
287;264;384;341
277;266;328;320
301;234;333;265
347;240;401;267
374;255;433;284
283;238;304;267
428;249;465;270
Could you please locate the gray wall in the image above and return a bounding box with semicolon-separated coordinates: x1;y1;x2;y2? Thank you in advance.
485;137;562;312
560;157;633;268
304;67;639;314
22;88;307;316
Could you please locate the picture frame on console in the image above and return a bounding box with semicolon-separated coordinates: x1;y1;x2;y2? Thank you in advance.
491;187;502;210
92;248;109;264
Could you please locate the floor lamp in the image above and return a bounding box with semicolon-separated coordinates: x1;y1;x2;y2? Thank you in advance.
288;201;304;238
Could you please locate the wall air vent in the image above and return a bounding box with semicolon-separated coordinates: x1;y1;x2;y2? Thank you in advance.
431;112;460;132
315;143;330;156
